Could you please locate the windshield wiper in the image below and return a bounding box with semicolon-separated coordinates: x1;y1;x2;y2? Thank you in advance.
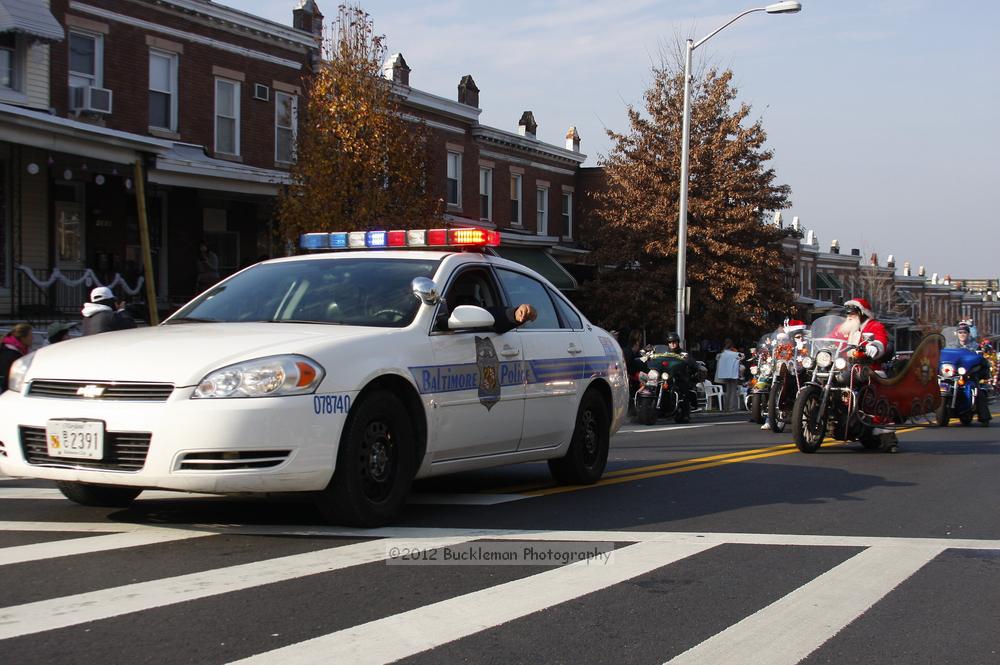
167;316;219;324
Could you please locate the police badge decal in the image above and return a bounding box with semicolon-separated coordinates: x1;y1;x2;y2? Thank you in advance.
475;336;501;410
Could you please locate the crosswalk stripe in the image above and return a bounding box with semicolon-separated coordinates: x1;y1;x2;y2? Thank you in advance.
664;545;944;665
0;529;217;566
226;540;717;665
0;535;474;640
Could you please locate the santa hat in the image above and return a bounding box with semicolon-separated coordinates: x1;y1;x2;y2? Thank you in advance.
785;319;806;333
844;297;873;319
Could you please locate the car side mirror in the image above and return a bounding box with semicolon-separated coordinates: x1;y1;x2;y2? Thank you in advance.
448;305;495;330
411;277;440;306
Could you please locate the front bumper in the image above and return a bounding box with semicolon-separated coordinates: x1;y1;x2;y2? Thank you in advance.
0;388;352;493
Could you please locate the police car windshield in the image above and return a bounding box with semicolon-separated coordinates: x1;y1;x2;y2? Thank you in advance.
168;257;440;327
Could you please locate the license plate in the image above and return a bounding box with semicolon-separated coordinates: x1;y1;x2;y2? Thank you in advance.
46;420;105;460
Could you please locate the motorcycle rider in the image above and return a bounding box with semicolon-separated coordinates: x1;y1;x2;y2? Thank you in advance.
953;323;978;351
839;297;896;449
665;332;701;402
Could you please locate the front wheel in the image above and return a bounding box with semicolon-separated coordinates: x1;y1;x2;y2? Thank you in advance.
959;410;974;426
549;390;610;484
792;385;825;453
314;390;416;527
935;401;950;427
635;396;656;425
748;393;764;424
768;378;788;433
56;481;142;507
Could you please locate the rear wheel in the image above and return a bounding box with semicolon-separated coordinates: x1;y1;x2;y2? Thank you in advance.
792;385;825;453
56;481;142;507
549;390;610;484
314;390;416;527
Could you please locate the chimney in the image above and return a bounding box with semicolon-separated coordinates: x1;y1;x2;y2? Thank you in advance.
805;229;816;246
791;216;801;232
851;248;861;256
773;211;783;228
830;239;840;254
382;53;410;86
293;0;324;45
918;265;926;277
517;111;537;139
565;126;580;152
944;274;951;285
903;261;911;276
931;272;938;284
887;254;895;268
457;75;479;107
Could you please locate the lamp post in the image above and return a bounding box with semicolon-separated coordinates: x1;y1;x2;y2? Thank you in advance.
674;0;801;348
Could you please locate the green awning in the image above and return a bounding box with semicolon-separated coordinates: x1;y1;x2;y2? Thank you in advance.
493;247;578;291
816;272;844;290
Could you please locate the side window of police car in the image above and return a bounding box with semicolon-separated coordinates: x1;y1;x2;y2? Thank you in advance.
495;269;560;330
437;268;500;331
549;288;583;330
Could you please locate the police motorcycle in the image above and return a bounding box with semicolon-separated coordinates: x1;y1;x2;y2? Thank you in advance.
746;331;778;424
791;315;943;453
767;328;811;433
937;327;992;427
634;345;699;425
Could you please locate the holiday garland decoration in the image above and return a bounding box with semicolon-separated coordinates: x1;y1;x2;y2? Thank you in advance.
16;265;144;296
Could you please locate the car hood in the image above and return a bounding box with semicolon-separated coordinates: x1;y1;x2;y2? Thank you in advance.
24;323;372;386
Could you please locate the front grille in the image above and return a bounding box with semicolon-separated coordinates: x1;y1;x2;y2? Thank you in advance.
20;426;151;471
178;450;291;471
27;380;174;402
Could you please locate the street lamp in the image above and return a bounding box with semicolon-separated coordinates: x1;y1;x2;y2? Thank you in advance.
674;0;801;348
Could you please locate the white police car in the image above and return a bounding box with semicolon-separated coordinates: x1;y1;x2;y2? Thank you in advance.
0;228;627;525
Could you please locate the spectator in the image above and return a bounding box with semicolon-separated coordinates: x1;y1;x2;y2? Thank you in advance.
81;287;137;336
196;242;221;293
46;321;79;345
1;323;33;393
715;338;743;412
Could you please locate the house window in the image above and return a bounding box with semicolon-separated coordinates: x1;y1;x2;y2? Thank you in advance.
536;188;548;235
510;174;522;225
561;192;573;239
214;78;240;155
0;46;13;89
275;91;297;163
68;31;102;89
446;151;462;207
148;50;178;131
479;167;492;221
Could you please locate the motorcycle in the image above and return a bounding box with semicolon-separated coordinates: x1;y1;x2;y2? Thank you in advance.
634;345;699;425
937;327;992;427
791;315;943;453
746;331;778;425
767;331;811;433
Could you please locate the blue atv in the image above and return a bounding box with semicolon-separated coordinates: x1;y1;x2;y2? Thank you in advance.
937;327;992;427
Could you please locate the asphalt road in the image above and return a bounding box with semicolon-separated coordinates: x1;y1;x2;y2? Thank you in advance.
1;408;998;665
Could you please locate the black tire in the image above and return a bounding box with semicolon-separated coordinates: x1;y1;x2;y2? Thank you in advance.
959;410;974;427
768;375;787;433
636;397;656;425
549;390;610;485
792;385;825;453
977;392;991;426
56;481;142;507
935;401;950;427
748;393;763;424
314;390;416;527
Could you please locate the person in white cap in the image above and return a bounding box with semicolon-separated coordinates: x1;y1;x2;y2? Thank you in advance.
81;286;136;336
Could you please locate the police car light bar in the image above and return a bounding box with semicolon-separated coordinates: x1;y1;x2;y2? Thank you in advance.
299;228;500;250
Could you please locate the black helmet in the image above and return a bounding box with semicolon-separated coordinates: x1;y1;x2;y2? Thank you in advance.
666;332;681;344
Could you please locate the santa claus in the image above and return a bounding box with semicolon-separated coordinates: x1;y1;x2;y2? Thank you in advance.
838;297;890;370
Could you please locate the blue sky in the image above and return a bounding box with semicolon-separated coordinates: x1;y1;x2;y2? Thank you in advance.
244;1;999;278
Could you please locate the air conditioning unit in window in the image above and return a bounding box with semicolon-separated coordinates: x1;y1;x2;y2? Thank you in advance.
70;85;113;114
253;83;270;101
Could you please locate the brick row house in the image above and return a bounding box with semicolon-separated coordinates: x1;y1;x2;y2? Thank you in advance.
1;0;320;319
780;215;1000;348
0;0;595;323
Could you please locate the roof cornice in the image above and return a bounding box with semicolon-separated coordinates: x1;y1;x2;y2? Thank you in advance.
138;0;316;48
472;126;586;165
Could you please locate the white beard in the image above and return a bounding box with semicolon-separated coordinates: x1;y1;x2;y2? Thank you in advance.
842;316;861;335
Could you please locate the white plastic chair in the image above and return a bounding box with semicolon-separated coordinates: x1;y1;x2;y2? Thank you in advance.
702;381;724;411
739;385;749;410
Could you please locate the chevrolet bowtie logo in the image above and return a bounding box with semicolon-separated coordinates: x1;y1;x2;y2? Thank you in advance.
76;385;106;399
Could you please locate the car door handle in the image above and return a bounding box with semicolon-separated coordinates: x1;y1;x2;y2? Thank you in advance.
500;346;521;358
567;344;583;355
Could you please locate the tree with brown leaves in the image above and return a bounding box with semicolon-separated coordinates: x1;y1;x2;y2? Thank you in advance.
277;5;439;245
582;57;794;343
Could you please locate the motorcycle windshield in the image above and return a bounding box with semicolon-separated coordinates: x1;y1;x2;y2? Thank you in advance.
808;315;850;356
754;331;778;361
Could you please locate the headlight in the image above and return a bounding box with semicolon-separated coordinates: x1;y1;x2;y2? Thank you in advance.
801;356;814;369
941;364;955;377
750;366;758;376
833;357;848;370
958;367;967;376
193;355;324;399
6;351;34;394
647;369;659;381
760;363;772;376
816;351;833;368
